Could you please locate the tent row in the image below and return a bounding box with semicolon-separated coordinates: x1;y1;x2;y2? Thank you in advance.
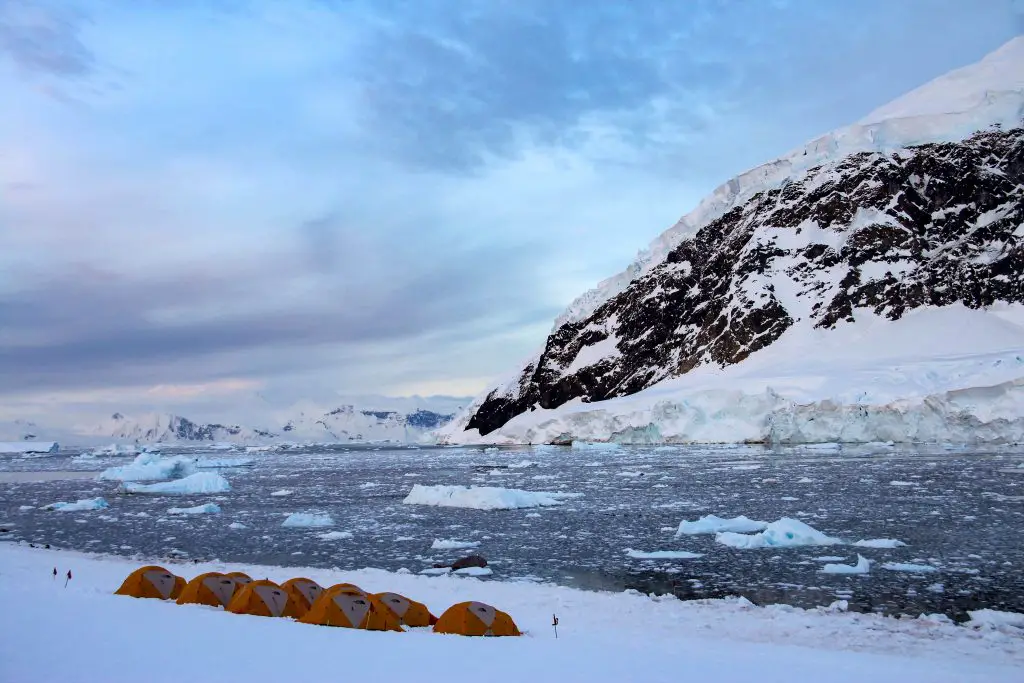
114;565;520;637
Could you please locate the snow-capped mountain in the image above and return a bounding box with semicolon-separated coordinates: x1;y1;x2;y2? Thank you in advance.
85;398;465;444
440;37;1024;445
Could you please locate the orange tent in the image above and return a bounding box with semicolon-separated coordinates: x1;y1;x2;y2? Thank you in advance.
433;601;520;637
176;572;240;608
281;577;324;617
373;592;437;627
325;582;367;595
225;571;252;587
226;579;303;618
114;565;185;600
299;586;403;631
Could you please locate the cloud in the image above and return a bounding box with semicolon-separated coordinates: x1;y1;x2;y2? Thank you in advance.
0;0;94;78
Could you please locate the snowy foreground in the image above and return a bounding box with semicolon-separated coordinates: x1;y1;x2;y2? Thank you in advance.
1;545;1022;682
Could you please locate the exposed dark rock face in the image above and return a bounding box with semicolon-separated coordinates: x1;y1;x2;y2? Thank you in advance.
467;127;1024;436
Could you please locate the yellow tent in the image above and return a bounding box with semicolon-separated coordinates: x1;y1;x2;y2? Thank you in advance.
433;601;520;637
176;572;240;608
114;565;186;600
299;586;403;631
325;582;366;595
281;577;324;617
226;579;303;618
373;592;437;627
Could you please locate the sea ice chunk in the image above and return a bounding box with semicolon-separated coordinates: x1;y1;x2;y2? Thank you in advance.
123;472;230;494
282;512;334;527
402;485;582;510
42;497;109;512
715;518;842;549
676;514;768;536
820;554;871;574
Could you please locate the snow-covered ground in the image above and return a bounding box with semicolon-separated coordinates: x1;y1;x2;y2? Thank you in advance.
0;544;1020;683
439;304;1024;445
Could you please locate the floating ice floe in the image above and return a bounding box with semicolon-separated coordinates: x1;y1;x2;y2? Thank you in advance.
508;460;539;469
318;531;353;540
881;562;938;573
853;538;907;548
453;566;493;577
359;482;380;489
98;454;197;482
418;568;451;575
270;490;293;497
402;485;582;510
889;481;917;486
431;539;480;550
123;472;230;495
18;505;34;511
625;549;703;560
715;518;843;549
0;441;59;454
282;512;334;528
820;555;871;574
89;444;143;457
676;514;768;536
167;503;221;515
229;522;248;529
42;497;109;512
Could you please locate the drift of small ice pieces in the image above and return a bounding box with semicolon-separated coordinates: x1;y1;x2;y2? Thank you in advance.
853;538;907;548
625;549;704;560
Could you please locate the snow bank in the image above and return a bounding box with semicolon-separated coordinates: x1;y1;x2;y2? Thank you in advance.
881;562;938;573
98;454;197;482
716;518;843;549
431;539;481;550
821;555;871;575
676;514;768;536
318;531;353;540
0;441;58;454
403;485;583;510
167;504;221;515
123;472;230;495
625;549;703;560
966;609;1024;633
3;543;1024;683
854;539;907;549
282;513;334;528
42;497;109;512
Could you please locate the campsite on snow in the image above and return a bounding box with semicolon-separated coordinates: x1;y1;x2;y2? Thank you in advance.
2;5;1024;682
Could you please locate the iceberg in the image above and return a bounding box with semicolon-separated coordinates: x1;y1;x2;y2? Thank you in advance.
715;518;843;549
676;514;768;536
625;549;703;560
820;555;871;574
98;454;197;482
853;538;907;548
881;562;938;573
0;442;58;454
282;513;334;528
403;485;582;510
167;503;221;515
122;472;230;495
42;497;109;512
431;539;481;550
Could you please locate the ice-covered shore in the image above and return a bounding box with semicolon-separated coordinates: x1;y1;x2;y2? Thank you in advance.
438;306;1024;446
0;544;1021;683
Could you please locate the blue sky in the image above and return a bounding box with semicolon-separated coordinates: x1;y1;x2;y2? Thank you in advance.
0;0;1020;422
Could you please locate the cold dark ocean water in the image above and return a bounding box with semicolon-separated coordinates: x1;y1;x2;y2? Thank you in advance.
2;442;1023;621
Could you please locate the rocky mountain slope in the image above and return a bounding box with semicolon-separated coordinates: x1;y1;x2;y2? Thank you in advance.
441;37;1024;445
